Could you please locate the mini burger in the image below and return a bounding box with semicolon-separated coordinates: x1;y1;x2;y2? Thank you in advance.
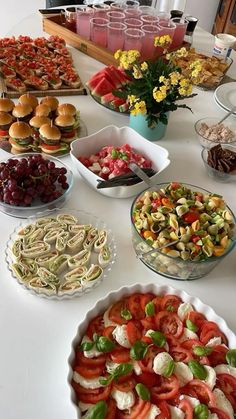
12;103;33;122
54;114;77;143
0;97;14;113
29;116;50;140
9;121;33;153
39;123;69;154
40;96;59;115
57;103;76;117
34;104;51;118
19;93;39;110
0;112;13;139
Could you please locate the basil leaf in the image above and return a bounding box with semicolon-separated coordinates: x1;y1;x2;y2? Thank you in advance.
113;363;133;381
226;349;236;367
163;360;175;377
145;301;155;317
130;341;148;361
121;309;132;320
166;305;174;312
135;383;150;401
88;400;107;419
186;319;198;332
193;346;212;357
193;403;209;419
99;377;110;386
188;360;207;380
96;336;115;353
80;341;95;351
149;331;166;347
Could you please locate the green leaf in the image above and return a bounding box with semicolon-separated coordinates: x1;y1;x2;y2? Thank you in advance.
149;331;166;347
113;363;133;381
99;376;111;386
121;309;132;320
87;400;107;419
188;360;207;380
166;305;174;312
80;341;94;351
186;319;198;332
226;349;236;367
193;346;212;357
145;301;155;316
135;383;150;401
193;403;209;419
163;360;175;377
130;341;148;361
96;336;115;353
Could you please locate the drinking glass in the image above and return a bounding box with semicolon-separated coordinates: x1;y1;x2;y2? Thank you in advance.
125;0;140;8
90;17;108;47
141;14;159;25
107;11;126;22
107;22;127;52
63;7;77;32
171;17;187;48
158;19;176;38
157;11;170;22
124;18;142;28
110;2;127;11
141;24;160;60
124;28;144;52
76;6;94;39
124;7;141;18
139;6;157;16
92;4;110;18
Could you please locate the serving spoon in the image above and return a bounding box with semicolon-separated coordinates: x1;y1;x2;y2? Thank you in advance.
218;105;236;125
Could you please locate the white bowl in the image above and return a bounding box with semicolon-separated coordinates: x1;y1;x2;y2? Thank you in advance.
68;282;236;417
70;125;170;198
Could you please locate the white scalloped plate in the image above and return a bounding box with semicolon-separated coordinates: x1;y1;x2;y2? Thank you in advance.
5;208;117;300
68;282;236;417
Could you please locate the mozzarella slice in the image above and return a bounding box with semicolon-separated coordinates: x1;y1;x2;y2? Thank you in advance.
214;364;236;378
81;335;103;359
179;327;198;342
174;362;193;387
213;388;234;419
206;337;222;347
153;352;173;375
203;365;216;390
73;371;104;389
181;395;200;408
177;303;194;321
111;389;135;410
146;404;161;419
168;405;185;419
112;325;131;348
133;360;142;376
106;360;120;374
78;401;93;412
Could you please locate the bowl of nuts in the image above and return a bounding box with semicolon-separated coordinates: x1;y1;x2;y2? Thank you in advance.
194;117;236;148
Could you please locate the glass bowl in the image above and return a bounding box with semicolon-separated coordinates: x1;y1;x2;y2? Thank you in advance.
201;145;236;183
194;117;236;148
0;153;73;218
5;208;117;299
131;182;236;280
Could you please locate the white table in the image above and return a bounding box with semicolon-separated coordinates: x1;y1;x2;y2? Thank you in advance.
1;14;236;419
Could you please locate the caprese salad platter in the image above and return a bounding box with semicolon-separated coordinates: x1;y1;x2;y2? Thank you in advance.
69;284;236;419
0;35;86;97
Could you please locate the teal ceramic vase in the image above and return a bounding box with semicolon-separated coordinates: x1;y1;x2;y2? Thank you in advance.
129;113;169;141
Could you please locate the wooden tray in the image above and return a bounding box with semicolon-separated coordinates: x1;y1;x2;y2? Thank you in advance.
43;15;117;67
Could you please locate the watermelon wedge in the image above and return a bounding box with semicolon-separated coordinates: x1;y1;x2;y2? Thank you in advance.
101;92;117;105
119;102;129;113
91;77;115;98
111;97;126;110
109;65;130;85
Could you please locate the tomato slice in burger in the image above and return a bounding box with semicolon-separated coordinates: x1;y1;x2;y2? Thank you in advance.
151;375;179;401
155;311;184;338
40;143;61;151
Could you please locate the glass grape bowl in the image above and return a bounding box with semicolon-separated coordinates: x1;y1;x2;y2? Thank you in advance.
131;183;236;280
0;153;73;218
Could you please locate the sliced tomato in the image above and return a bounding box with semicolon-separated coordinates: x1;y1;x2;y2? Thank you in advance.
181;339;201;350
109;300;128;325
157;401;171;419
40;143;61;151
0;129;8;136
182;210;199;224
169;344;193;362
210;407;231;419
126;320;142;346
106;398;117;419
113;377;136;392
141;316;156;331
155;311;184;338
151;375;179;401
200;321;228;346
187;311;206;330
71;380;100;395
110;347;131;363
76;351;106;367
74;364;104;379
103;326;115;340
86;315;104;339
178;397;194;419
216;373;236;410
208;345;228;367
152;295;163;312
128;294;146;320
181;379;216;406
137;371;160;387
76;384;112;404
160;295;182;312
117;400;149;419
140;293;155;311
138;345;165;373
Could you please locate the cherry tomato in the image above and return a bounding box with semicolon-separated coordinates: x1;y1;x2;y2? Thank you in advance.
181;379;216;406
128;294;146;320
209;407;231;419
113;378;136;392
171;182;181;190
74;365;104;379
182;211;199;224
137;372;160;387
151;197;162;209
160;295;182;312
216;373;236;410
110;347;131;364
109;300;128;325
76;351;106;367
126;320;142;346
155;311;184;338
207;345;228;367
151;375;179;401
178;397;194;419
86;315;104;340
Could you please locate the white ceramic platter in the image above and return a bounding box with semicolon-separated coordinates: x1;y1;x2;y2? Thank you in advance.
214;82;236;115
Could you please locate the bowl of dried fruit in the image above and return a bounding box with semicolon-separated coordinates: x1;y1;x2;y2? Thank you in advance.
201;144;236;182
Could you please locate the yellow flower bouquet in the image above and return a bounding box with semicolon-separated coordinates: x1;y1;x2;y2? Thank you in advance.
114;36;200;129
